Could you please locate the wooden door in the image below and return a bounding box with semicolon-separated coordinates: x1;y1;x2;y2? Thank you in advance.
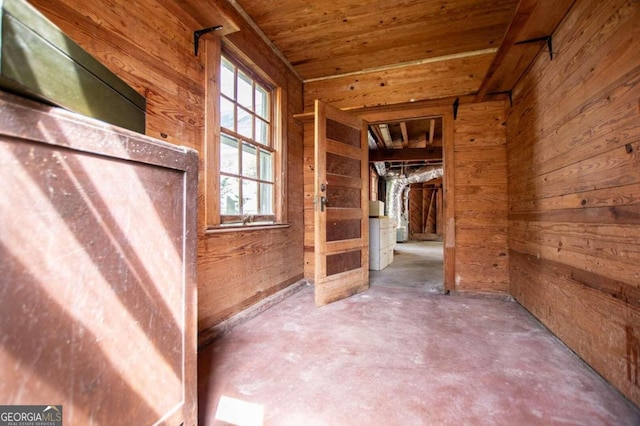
0;92;198;425
314;100;369;306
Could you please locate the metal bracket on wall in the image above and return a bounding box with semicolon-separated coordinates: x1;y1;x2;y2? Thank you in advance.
453;97;460;120
514;35;554;61
194;26;223;56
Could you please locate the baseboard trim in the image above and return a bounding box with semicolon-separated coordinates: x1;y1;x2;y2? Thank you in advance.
198;279;310;349
448;289;514;302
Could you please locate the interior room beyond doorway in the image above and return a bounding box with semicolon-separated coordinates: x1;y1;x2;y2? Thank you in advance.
367;114;446;293
371;241;444;294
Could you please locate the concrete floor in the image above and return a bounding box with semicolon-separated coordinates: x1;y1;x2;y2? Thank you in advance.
371;241;444;293
198;241;640;425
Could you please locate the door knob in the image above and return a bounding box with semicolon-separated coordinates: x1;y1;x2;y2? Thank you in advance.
320;196;328;212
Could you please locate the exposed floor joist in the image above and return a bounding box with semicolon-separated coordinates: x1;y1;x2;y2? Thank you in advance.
428;119;435;146
370;147;443;162
400;122;409;148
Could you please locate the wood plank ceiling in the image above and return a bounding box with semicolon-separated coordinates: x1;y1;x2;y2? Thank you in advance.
232;0;576;173
235;0;518;81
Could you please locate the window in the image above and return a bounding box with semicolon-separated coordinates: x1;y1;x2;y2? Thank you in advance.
204;39;285;230
215;53;279;226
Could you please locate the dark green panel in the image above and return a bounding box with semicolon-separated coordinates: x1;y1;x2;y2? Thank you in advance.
0;0;146;133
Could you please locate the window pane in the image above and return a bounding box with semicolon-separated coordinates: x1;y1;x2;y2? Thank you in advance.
237;108;252;139
242;180;258;215
220;176;240;215
220;97;235;130
260;150;273;182
217;54;277;225
221;58;235;99
242;143;257;178
237;71;253;109
260;183;273;215
255;85;269;119
255;119;269;146
220;135;239;175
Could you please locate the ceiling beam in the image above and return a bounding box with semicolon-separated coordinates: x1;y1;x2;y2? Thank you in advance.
369;147;443;162
400;122;409;148
428;119;435;146
349;93;508;117
475;0;576;101
369;125;386;150
378;124;393;149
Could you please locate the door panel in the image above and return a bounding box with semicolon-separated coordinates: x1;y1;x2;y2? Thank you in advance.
327;186;361;208
0;92;197;425
326;152;361;176
327;250;362;276
314;100;369;306
326;219;361;241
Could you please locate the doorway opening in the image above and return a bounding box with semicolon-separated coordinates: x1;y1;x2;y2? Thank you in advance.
367;116;445;294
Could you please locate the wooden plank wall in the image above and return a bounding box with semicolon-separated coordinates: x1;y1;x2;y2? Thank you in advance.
507;0;640;406
29;0;305;336
408;182;443;240
303;120;315;280
409;184;425;236
29;0;205;149
454;101;509;293
198;15;304;332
